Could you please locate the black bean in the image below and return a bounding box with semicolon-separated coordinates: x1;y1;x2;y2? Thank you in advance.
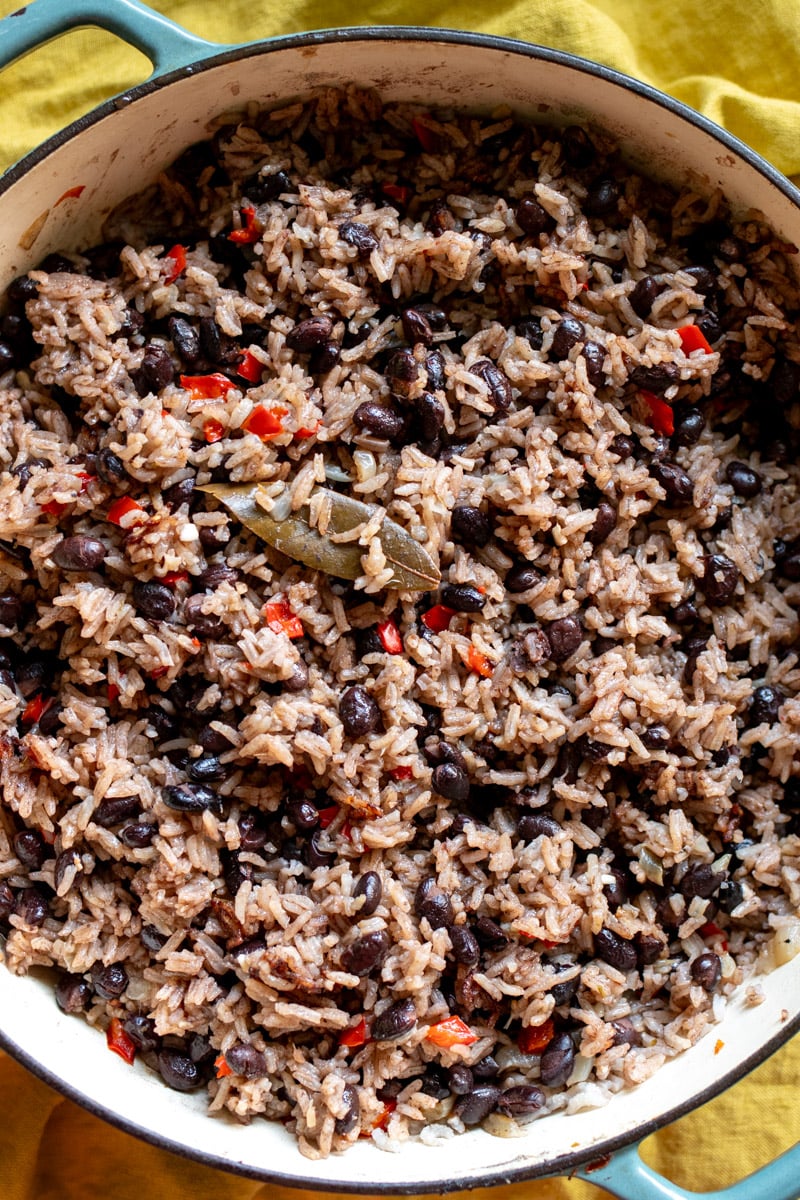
635;932;665;965
162;476;195;510
245;169;291;202
673;600;700;625
684;265;717;297
132;580;176;621
288;798;319;833
303;831;335;870
641;723;671;750
561;125;596;169
157;1049;203;1091
238;813;267;852
286;315;334;353
697;308;721;343
133;343;174;396
13;829;47;870
229;935;267;959
55;974;92;1014
470;358;513;413
497;1084;545;1116
141;924;168;952
416;390;445;442
120;822;157;848
448;924;480;965
594;928;637;972
167;315;201;363
123;1015;159;1053
651;460;694;505
505;562;540;593
7;273;39;304
40;252;76;274
93;794;140;827
611;434;636;460
520;628;552;667
225;1042;267;1078
628;276;663;318
610;1018;642;1048
92;962;128;999
309;340;341;375
432;761;470;802
339;685;380;738
195;725;232;756
372;998;417;1042
341;929;391;976
585;178;619;217
197;562;239;590
415;878;455;930
717;879;745;914
284;659;310;693
221;848;251;896
679;863;725;899
551;316;585;360
16;658;50;698
340;221;379;257
473;916;508;949
454;1085;501;1126
402;308;434;346
540;1032;577;1087
518;317;544;349
518;812;560;840
162;783;222;814
603;868;628;908
448;1065;474;1095
13;887;48;926
353;871;382;918
672;407;705;448
750;685;783;725
516;196;553;236
702;554;739;606
691;950;722;992
353;401;405;441
424;348;446;392
95;447;127;483
334;1084;361;1136
588;501;617;546
450;505;490;550
771;356;800;406
188;755;228;784
582;341;606;388
144;707;177;742
548;615;583;663
385;349;420;396
199;317;240;366
440;583;486;613
183;594;223;639
726;460;762;499
550;965;580;1006
629;363;679;395
0;340;16;370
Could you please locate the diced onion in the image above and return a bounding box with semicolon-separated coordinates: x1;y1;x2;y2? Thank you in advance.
567;1053;594;1086
353;450;377;482
638;847;664;886
482;1112;526;1139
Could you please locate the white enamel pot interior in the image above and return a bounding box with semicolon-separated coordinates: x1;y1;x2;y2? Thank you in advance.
0;27;799;1193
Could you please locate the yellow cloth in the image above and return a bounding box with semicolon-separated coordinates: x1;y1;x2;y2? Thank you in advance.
0;1;798;1197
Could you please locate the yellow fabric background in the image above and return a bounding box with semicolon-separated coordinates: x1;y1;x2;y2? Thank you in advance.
0;1;798;1197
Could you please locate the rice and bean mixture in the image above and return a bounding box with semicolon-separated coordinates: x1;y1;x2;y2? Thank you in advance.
1;88;800;1157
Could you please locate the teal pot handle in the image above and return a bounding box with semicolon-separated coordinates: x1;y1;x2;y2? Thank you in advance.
0;0;223;77
575;1137;800;1200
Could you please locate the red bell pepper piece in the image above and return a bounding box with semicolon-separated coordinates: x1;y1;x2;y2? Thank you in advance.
426;1014;478;1048
161;571;189;588
640;389;675;437
106;1017;136;1065
76;471;95;492
228;205;261;244
339;1017;369;1048
376;618;403;654
382;182;412;207
203;418;225;444
180;372;237;401
242;405;287;441
421;604;455;633
107;682;120;704
464;645;493;677
264;599;304;639
21;694;53;726
40;499;67;518
317;805;339;830
107;496;146;527
295;421;322;440
367;1099;397;1134
390;765;414;781
237;350;264;384
214;1053;233;1078
678;324;714;355
149;665;169;680
518;1017;554;1055
411;116;437;152
164;244;187;284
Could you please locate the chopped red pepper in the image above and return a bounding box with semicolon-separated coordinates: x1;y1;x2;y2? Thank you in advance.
242;404;287;441
55;184;86;205
149;665;169;680
107;496;146;527
411;116;437;153
203;418;226;444
228;205;261;244
365;1099;397;1135
107;682;120;704
339;1017;369;1048
21;694;53;726
699;921;729;950
264;598;304;639
214;1053;233;1079
341;818;353;842
237;350;264;384
390;765;414;781
518;1017;555;1055
180;372;237;401
426;1014;478;1048
376;618;403;654
106;1017;136;1065
295;421;322;440
164;243;187;285
382;182;412;207
40;499;67;518
640;389;675;437
76;471;95;492
678;324;714;355
317;805;339;829
421;604;455;633
464;645;493;677
161;571;189;587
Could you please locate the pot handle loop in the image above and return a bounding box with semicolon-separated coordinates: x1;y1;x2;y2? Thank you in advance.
575;1137;800;1200
0;0;220;76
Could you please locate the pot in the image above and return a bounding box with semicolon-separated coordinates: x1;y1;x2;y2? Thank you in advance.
0;3;798;1197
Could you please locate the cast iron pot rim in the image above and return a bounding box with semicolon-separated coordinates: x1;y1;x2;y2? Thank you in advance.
1;20;798;1191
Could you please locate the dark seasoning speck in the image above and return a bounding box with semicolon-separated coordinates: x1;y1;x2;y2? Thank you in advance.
0;85;798;1159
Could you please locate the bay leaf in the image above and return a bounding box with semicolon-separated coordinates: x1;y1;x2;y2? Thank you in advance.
200;483;440;591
